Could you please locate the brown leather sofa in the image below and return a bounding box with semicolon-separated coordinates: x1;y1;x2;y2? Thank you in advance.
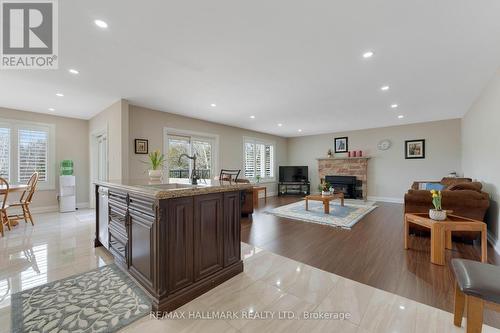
404;177;490;240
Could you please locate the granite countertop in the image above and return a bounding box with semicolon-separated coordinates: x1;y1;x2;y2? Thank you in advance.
94;179;252;199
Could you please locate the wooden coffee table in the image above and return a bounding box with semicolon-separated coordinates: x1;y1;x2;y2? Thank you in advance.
404;213;487;265
305;193;344;214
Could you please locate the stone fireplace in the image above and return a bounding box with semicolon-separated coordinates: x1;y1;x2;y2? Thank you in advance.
317;157;369;200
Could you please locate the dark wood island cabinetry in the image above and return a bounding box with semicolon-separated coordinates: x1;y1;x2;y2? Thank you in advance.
94;180;247;311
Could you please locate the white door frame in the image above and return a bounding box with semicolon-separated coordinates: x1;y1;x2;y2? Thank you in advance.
89;127;108;208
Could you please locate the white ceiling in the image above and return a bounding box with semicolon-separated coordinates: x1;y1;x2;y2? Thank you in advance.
1;0;500;137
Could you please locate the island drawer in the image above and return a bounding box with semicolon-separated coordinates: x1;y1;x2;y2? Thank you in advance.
129;194;156;218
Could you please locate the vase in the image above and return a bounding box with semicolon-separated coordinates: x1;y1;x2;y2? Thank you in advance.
321;191;332;196
148;169;162;181
429;209;447;221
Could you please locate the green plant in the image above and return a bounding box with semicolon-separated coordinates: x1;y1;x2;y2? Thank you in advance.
255;174;261;183
318;181;331;192
148;150;165;170
431;190;442;210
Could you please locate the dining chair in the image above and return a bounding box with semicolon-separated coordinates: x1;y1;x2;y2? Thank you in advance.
219;169;241;183
0;177;10;237
8;172;38;226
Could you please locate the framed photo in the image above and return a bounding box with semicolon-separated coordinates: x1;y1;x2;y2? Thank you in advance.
405;139;425;159
334;137;348;153
134;139;149;154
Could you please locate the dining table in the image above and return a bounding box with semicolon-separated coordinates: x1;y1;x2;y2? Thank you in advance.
0;184;29;226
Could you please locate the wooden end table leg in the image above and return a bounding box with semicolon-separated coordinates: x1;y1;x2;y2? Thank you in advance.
324;200;329;214
445;230;452;250
305;199;308;211
430;224;445;265
264;188;267;203
481;226;487;263
340;197;344;207
404;216;409;250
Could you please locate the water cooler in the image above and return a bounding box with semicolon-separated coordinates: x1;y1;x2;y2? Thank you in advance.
59;160;76;212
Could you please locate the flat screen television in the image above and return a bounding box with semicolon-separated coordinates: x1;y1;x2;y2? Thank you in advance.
279;166;308;183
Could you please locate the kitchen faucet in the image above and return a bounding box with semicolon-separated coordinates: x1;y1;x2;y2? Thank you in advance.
178;153;198;185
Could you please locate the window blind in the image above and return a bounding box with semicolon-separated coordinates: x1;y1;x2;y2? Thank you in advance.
18;128;48;182
0;127;9;180
244;139;275;180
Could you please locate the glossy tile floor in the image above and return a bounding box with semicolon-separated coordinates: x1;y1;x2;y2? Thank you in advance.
0;210;499;333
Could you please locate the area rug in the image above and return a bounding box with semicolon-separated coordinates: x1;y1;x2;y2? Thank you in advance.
11;264;151;333
266;199;377;229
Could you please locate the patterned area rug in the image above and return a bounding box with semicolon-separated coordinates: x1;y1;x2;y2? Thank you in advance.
11;264;151;333
266;199;377;229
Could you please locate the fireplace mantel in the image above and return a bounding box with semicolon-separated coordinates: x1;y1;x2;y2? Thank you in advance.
317;157;369;200
316;157;371;161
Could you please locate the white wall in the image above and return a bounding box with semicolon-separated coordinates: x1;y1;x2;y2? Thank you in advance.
462;68;500;246
128;104;288;195
288;119;462;202
0;107;89;210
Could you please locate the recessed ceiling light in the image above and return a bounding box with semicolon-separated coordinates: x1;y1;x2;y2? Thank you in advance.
391;104;398;108
94;19;108;29
210;103;216;107
277;123;283;127
68;69;79;75
48;108;55;111
249;115;255;119
398;115;404;119
363;51;374;58
55;93;64;97
381;85;390;91
298;129;302;132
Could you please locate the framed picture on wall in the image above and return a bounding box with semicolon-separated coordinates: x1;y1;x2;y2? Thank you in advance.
334;137;348;153
135;139;149;154
405;139;425;159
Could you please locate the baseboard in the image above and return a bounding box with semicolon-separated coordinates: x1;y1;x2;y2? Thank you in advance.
367;196;404;204
487;231;500;256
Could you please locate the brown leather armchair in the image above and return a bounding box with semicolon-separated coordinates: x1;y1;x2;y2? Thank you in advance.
404;177;490;240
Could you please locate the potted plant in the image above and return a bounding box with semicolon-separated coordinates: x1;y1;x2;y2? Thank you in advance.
147;150;165;180
318;181;332;196
255;174;261;184
429;190;447;221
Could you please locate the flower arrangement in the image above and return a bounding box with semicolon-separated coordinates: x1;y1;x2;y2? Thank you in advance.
148;150;165;170
429;190;447;220
431;190;442;210
318;181;332;195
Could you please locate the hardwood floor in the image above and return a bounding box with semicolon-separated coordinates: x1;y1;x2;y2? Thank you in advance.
241;196;500;328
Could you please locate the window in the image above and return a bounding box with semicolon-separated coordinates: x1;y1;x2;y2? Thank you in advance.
164;129;218;184
244;137;275;181
0;119;55;189
0;127;9;179
18;129;48;182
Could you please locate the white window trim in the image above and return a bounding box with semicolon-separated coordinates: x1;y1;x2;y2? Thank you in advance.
243;136;276;183
163;127;220;181
0;118;56;190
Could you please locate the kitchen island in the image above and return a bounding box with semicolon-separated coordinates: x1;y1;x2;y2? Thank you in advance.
94;179;251;311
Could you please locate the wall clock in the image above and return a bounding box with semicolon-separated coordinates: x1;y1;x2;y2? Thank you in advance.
377;139;392;151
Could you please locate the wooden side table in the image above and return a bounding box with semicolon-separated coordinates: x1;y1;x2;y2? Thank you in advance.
404;213;487;265
252;186;267;207
305;193;344;214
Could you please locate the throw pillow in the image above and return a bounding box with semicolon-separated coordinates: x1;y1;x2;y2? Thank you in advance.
425;183;446;191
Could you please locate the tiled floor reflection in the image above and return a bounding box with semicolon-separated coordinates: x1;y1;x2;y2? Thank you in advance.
0;210;499;333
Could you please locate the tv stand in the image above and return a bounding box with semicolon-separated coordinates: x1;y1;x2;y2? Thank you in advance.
278;182;310;196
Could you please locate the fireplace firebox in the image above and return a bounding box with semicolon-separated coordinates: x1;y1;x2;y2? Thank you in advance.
325;175;361;199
